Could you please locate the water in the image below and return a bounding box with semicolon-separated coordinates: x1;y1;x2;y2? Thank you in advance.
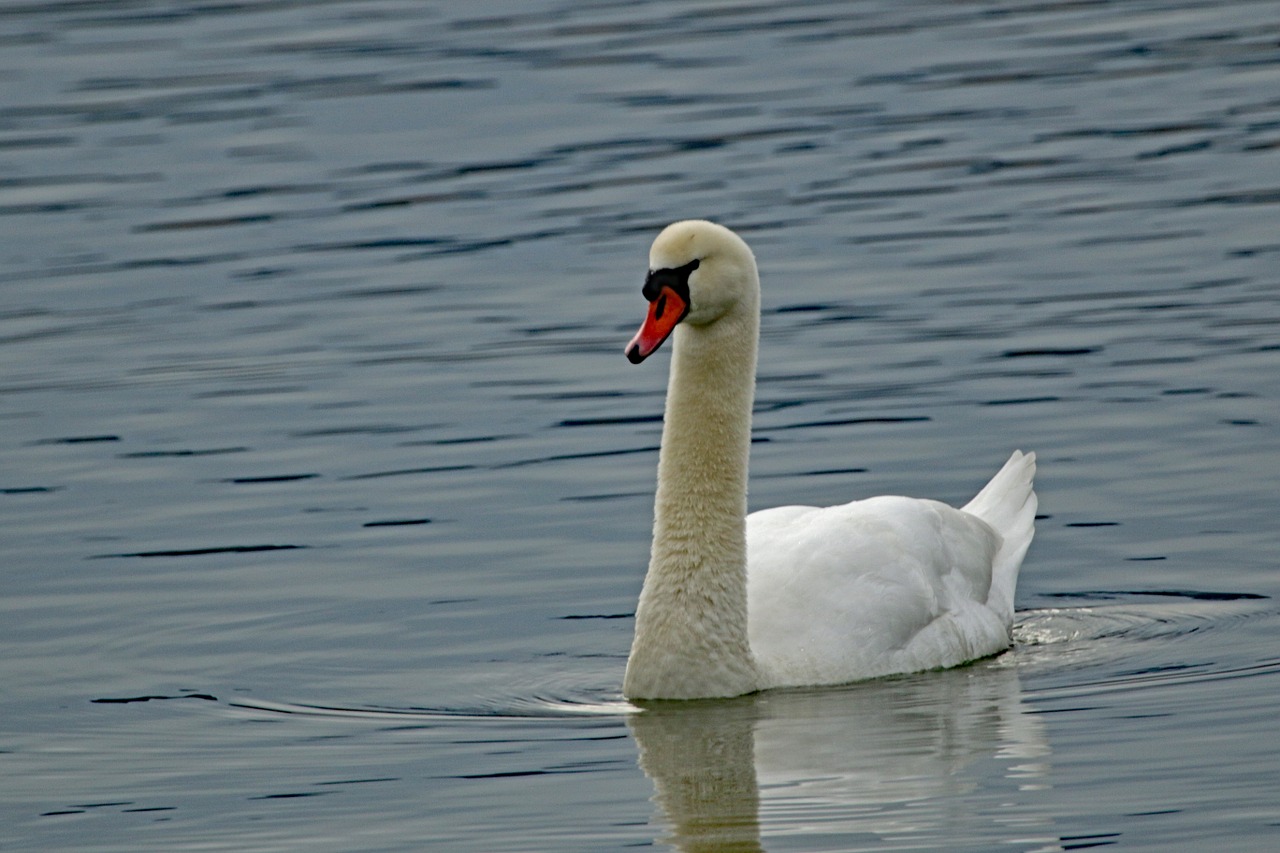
2;0;1279;849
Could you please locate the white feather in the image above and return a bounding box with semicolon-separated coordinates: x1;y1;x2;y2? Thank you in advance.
622;221;1037;700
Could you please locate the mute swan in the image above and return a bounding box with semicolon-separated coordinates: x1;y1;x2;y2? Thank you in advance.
622;220;1037;700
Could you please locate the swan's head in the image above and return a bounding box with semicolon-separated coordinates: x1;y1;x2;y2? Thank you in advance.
625;220;758;364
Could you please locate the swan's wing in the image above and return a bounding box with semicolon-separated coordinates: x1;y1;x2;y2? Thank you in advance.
745;496;1010;689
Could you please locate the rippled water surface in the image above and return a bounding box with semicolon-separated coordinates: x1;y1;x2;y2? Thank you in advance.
3;1;1279;850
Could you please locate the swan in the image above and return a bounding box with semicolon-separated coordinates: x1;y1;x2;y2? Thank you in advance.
621;220;1037;700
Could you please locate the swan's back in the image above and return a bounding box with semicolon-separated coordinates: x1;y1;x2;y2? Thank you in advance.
745;452;1037;690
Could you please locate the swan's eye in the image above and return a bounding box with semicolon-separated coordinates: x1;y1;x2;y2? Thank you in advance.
642;258;701;302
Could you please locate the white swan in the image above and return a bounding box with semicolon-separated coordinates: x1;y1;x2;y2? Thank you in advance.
622;220;1037;700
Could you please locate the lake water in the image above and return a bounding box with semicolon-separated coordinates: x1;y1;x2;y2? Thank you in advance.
2;1;1279;850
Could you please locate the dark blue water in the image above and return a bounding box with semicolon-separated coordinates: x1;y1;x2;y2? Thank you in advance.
3;1;1279;850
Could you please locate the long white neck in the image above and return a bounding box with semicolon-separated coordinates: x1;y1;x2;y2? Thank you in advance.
623;284;761;700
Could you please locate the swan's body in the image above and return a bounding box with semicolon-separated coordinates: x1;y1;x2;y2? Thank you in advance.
622;221;1037;700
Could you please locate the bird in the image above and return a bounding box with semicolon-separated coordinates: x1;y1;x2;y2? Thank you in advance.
621;220;1037;700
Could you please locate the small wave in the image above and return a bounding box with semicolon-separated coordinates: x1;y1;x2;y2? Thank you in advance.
1013;588;1269;647
227;690;636;722
1009;589;1278;698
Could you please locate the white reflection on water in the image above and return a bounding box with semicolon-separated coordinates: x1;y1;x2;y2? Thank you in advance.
630;664;1052;852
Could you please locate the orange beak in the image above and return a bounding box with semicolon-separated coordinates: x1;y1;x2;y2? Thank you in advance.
625;285;689;364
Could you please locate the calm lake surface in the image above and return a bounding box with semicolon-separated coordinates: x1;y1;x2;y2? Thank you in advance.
3;1;1279;850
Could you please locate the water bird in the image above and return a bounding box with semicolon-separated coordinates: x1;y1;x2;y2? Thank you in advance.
622;220;1037;700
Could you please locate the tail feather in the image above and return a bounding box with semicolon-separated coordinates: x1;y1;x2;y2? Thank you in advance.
962;450;1037;621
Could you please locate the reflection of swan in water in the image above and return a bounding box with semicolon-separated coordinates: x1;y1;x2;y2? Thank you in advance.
630;696;763;853
628;662;1051;852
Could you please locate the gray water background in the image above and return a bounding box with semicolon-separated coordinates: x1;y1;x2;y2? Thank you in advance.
2;1;1279;850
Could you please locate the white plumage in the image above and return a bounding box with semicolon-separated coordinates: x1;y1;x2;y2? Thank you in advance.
622;221;1037;700
748;451;1036;689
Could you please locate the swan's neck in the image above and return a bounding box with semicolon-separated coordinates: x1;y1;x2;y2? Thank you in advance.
624;299;760;699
